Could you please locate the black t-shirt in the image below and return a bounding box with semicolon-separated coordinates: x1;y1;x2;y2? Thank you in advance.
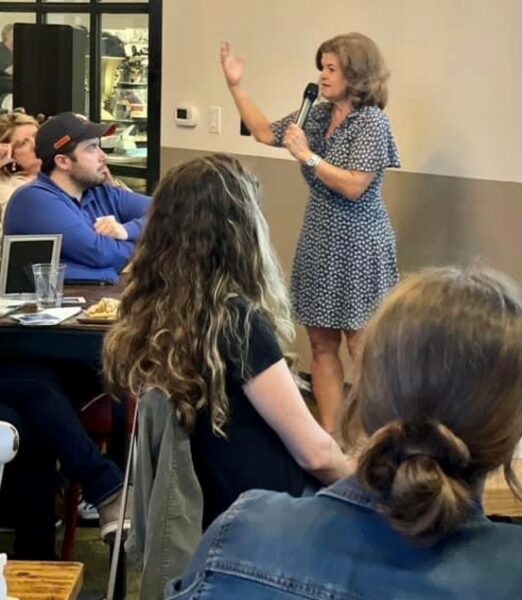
0;43;13;95
191;300;310;529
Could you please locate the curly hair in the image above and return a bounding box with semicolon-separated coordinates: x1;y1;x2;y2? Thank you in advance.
342;266;522;543
316;33;389;109
103;153;295;436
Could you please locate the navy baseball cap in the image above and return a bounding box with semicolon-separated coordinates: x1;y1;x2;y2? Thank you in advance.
35;112;116;162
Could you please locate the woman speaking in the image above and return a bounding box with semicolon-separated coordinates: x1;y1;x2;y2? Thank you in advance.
221;33;400;434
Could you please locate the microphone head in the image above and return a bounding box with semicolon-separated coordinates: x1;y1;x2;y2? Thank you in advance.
303;83;319;101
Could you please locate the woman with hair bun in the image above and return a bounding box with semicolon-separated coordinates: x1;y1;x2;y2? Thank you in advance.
168;266;522;599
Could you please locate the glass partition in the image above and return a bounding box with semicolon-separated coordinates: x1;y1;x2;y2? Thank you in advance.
101;13;148;170
0;13;35;112
0;0;159;193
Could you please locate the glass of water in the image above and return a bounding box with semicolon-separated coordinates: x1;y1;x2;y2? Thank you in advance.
31;263;66;311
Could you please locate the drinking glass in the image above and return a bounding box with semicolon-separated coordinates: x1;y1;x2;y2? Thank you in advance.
31;263;66;311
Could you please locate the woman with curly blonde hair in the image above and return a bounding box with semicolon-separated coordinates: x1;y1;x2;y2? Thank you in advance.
221;33;400;437
104;153;351;528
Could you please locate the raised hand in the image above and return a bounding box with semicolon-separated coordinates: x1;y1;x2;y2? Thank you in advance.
220;41;244;89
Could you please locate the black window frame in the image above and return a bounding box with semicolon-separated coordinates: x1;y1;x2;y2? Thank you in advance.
0;0;161;193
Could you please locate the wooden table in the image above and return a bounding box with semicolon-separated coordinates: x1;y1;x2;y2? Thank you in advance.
483;458;522;517
0;281;123;363
5;561;83;600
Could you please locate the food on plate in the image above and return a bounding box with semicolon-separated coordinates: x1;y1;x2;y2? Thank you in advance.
84;297;120;320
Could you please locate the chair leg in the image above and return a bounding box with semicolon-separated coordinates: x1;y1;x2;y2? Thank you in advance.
108;542;127;600
61;482;80;560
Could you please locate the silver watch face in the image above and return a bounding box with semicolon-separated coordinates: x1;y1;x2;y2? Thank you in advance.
306;155;318;167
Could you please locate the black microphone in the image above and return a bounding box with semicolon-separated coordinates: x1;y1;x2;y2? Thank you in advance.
295;83;319;128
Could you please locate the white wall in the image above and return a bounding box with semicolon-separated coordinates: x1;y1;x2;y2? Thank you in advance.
162;0;522;183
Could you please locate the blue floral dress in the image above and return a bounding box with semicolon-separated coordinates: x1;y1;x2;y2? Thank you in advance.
270;103;400;330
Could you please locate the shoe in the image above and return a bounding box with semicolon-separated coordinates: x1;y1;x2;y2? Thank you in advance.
78;497;100;522
98;490;131;544
100;518;131;544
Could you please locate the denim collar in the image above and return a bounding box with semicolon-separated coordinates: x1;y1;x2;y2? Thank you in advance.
319;475;486;522
318;475;378;510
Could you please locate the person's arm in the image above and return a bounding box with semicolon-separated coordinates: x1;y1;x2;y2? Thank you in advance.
93;186;150;242
313;158;374;200
220;41;274;145
0;49;12;77
110;187;150;242
283;123;374;200
6;187;135;269
244;359;354;484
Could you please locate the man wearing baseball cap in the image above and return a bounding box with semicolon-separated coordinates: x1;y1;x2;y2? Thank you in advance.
4;112;150;282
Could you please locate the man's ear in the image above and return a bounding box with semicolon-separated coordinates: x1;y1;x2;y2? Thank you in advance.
53;154;71;171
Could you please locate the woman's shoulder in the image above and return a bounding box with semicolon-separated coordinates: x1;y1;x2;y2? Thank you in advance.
0;173;30;189
0;174;31;206
213;489;313;541
226;296;255;324
353;104;390;125
311;102;332;116
226;296;270;326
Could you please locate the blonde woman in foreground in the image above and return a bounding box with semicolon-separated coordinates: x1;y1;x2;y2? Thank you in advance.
104;153;351;530
167;266;522;600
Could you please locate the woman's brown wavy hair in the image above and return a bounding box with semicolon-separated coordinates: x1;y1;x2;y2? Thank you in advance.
341;266;522;543
316;33;389;109
103;153;295;436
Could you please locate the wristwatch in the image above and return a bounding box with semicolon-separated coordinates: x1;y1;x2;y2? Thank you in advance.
305;153;321;169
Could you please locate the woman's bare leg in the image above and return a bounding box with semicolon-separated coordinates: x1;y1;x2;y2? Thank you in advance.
344;329;362;363
306;326;343;435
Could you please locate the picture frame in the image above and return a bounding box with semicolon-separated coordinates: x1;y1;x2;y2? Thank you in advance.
0;234;62;297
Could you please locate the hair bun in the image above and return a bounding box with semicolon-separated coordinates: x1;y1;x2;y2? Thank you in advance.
399;419;470;475
357;418;473;541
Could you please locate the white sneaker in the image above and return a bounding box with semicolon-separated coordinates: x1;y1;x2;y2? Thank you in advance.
77;497;100;522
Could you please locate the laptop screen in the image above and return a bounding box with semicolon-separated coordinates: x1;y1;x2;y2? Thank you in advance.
0;235;62;295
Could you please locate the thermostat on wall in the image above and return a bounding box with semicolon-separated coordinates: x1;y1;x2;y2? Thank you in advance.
175;106;198;127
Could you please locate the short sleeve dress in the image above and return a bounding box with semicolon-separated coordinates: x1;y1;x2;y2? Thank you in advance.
270;103;400;330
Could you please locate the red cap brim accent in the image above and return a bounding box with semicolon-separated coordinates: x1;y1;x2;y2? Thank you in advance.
102;123;117;137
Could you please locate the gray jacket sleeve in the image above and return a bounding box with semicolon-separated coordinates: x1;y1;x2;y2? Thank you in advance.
125;389;203;600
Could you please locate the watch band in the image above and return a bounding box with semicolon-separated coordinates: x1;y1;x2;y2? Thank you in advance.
306;153;321;169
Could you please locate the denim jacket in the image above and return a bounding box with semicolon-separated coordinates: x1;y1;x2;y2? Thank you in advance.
166;477;522;600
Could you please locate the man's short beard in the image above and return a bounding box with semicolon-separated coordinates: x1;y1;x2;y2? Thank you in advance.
70;170;105;191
